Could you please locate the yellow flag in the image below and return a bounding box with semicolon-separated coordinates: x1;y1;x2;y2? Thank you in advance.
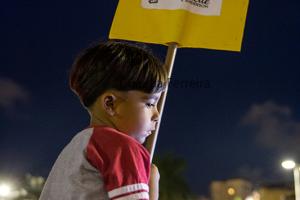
109;0;249;51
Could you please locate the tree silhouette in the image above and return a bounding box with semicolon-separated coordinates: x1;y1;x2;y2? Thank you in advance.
153;153;194;200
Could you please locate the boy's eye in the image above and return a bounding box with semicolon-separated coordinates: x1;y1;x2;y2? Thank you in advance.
146;103;155;108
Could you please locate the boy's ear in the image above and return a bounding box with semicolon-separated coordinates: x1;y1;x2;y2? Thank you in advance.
102;94;117;116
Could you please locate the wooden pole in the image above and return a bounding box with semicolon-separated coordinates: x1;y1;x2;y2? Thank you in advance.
145;43;178;162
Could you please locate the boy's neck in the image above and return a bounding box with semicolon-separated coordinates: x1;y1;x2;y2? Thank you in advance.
90;115;116;129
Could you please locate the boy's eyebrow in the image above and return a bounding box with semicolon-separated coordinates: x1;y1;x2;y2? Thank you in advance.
141;95;159;101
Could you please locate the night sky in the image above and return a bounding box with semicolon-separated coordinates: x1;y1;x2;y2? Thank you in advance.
1;0;300;196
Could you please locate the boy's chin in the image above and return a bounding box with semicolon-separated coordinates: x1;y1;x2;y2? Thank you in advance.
136;137;146;144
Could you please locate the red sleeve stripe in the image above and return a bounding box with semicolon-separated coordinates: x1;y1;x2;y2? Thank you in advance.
113;191;149;200
108;183;149;198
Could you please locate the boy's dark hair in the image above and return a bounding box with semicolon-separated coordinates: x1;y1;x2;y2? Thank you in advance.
69;40;168;108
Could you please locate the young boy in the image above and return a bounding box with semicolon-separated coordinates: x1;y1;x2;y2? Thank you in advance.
39;40;167;200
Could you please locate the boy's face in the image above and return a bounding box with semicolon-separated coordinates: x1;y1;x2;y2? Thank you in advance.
112;90;161;144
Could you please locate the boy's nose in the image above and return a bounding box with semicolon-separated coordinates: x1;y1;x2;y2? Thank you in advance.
152;107;160;122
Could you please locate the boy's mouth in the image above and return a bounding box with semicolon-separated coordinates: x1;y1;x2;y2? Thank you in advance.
146;131;153;136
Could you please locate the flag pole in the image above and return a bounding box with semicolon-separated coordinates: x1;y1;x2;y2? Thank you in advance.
145;42;178;162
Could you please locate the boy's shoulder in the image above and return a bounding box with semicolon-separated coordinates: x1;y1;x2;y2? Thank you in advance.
86;126;151;199
88;125;149;156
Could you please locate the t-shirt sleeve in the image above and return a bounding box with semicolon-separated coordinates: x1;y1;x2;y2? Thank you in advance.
86;132;150;200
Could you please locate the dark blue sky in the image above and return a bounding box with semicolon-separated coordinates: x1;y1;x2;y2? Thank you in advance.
1;0;300;195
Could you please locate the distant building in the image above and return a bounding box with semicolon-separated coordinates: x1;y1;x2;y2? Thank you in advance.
210;178;252;200
195;195;210;200
258;183;294;200
0;174;45;200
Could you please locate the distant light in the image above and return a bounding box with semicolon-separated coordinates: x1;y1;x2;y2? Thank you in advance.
227;187;236;195
19;188;28;196
246;191;260;200
0;183;12;197
245;196;254;200
282;160;296;170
